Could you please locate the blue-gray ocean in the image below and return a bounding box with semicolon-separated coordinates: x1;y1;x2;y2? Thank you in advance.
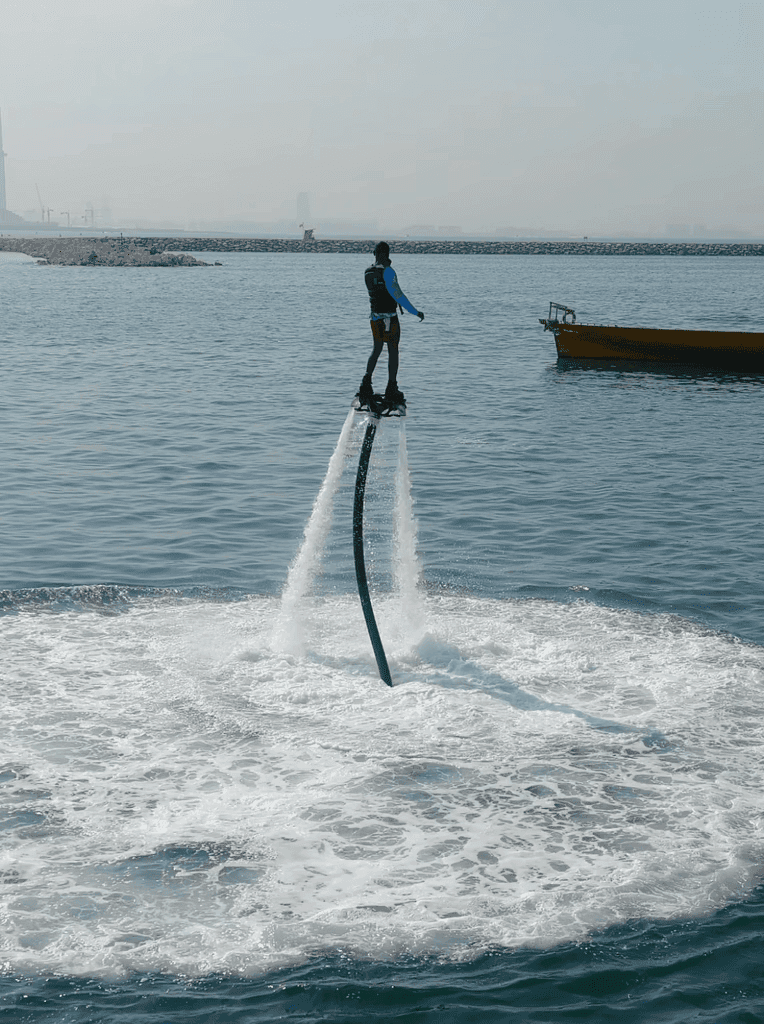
1;249;763;1023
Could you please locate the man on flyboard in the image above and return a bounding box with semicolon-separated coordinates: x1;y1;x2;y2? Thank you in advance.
356;241;425;411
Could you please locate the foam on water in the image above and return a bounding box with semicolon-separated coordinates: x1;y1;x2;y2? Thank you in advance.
2;590;763;978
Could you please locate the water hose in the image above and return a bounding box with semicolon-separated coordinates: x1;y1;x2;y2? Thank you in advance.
353;419;393;687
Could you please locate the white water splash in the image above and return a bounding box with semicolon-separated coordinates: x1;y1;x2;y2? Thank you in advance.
271;408;356;655
392;423;425;645
272;410;425;663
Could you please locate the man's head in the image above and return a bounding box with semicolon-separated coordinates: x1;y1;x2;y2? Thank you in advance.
374;241;390;264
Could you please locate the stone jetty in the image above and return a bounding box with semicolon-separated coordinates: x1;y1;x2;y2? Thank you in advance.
160;238;759;257
0;237;210;266
0;235;761;264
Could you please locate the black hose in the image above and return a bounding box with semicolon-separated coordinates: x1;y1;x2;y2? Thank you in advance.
353;419;393;687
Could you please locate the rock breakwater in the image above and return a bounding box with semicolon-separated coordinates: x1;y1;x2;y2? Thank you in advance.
0;237;209;266
0;236;761;262
126;238;764;256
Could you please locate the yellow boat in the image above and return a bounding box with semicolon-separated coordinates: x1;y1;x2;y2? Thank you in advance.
540;303;764;369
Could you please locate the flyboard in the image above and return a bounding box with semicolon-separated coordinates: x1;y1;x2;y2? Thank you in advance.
350;393;406;687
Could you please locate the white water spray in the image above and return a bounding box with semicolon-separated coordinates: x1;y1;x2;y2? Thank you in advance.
271;408;356;654
272;410;425;661
392;424;425;642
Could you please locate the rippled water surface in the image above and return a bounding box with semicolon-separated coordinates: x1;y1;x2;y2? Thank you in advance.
1;251;763;1021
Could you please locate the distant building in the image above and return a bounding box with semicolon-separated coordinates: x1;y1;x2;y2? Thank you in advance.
0;108;6;213
0;108;25;225
0;107;7;217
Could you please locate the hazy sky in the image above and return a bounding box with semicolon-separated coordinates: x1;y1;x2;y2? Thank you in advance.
1;0;762;234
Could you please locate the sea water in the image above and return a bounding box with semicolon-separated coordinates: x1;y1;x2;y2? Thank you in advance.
1;249;763;1021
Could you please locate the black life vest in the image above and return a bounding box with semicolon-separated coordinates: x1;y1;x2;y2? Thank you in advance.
364;263;398;315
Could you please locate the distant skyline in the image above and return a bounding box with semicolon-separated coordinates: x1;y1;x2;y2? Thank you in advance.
1;0;762;237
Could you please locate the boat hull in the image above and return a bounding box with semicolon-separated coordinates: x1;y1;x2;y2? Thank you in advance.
545;321;764;369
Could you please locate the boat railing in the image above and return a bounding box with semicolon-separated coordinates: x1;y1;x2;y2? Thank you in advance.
548;302;576;323
539;302;576;331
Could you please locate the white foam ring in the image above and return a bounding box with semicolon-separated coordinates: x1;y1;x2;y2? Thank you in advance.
3;591;764;978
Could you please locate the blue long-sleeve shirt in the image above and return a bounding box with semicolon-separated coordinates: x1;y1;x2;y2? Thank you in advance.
370;264;418;319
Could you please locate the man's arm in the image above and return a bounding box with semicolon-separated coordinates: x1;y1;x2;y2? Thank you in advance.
383;266;422;318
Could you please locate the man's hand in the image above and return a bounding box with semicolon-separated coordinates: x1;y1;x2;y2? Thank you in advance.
417;311;425;321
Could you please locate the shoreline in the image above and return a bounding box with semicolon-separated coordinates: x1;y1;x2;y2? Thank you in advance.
0;235;762;264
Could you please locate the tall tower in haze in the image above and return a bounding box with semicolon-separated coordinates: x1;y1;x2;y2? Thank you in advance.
0;108;7;216
0;110;24;225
